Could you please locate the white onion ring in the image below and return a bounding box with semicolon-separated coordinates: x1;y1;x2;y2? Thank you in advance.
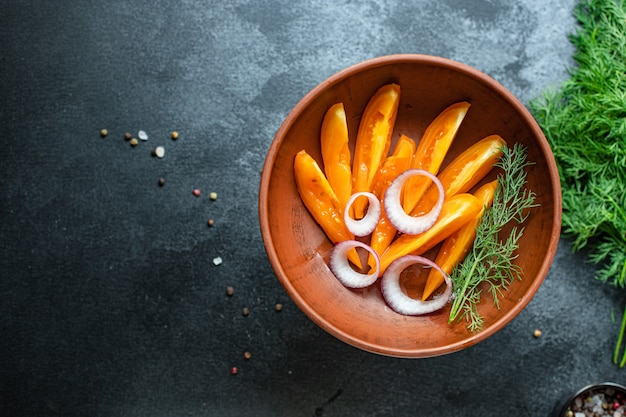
380;255;452;315
384;169;445;235
343;192;381;236
329;240;380;288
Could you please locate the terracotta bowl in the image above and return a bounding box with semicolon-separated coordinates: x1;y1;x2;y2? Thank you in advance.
258;54;562;358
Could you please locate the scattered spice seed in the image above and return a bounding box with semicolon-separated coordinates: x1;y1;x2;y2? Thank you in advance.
533;329;542;338
158;177;165;187
171;131;179;140
275;303;283;312
229;366;238;375
210;192;218;201
154;146;165;158
226;286;234;296
207;219;214;227
124;132;132;141
130;138;139;147
244;351;252;360
242;307;249;316
138;130;148;141
100;129;108;137
192;189;201;197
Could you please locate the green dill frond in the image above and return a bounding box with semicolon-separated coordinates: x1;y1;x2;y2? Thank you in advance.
448;144;537;330
530;0;626;290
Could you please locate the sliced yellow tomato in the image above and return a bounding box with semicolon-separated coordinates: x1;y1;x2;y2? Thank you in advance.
422;179;498;301
402;101;471;213
321;103;352;212
379;193;482;274
351;83;401;219
294;150;361;267
368;134;416;269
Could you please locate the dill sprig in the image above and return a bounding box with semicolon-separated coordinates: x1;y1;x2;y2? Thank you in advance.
530;0;626;367
448;143;538;331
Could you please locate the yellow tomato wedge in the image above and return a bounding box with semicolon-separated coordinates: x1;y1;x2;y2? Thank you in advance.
378;193;482;274
410;134;505;216
351;83;401;219
368;134;416;269
321;103;352;212
294;150;361;267
422;179;498;301
402;101;471;214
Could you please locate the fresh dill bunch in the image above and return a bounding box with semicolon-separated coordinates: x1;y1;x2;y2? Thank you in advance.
448;143;538;331
531;0;626;367
530;0;626;289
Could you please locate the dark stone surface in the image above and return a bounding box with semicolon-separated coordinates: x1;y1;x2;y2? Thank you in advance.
1;1;624;416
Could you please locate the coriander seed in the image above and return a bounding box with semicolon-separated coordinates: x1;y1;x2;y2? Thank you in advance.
124;132;132;141
171;131;179;140
100;129;108;137
207;219;214;227
226;286;234;296
130;138;139;147
209;192;218;201
242;307;249;317
275;303;283;312
244;351;252;360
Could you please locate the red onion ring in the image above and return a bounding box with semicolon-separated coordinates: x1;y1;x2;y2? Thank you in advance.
329;240;380;288
380;255;452;315
384;169;444;235
343;192;381;236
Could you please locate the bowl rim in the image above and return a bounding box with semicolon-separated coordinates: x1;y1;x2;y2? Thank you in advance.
259;53;563;357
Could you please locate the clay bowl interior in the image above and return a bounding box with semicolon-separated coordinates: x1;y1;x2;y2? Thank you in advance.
259;54;562;358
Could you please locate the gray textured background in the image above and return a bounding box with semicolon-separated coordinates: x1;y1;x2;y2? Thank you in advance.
1;1;624;416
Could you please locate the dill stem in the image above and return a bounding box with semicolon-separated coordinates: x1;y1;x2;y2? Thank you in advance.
614;305;626;365
449;256;480;323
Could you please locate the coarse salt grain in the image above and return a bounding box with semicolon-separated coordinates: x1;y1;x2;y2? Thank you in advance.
213;256;222;265
154;146;165;158
138;130;148;140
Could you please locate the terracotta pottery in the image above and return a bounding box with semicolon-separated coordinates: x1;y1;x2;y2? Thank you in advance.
258;54;562;358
